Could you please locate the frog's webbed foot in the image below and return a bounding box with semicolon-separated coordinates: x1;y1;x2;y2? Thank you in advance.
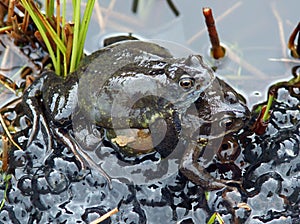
179;143;240;191
54;128;112;189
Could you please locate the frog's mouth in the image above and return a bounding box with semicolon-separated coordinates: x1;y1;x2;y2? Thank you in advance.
197;117;247;140
173;88;203;113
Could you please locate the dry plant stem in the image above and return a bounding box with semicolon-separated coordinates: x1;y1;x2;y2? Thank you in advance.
188;2;242;45
0;1;9;8
94;0;105;32
0;98;22;114
288;22;300;58
7;0;15;24
0;1;9;26
90;207;119;224
269;58;300;64
202;7;225;59
132;0;138;13
0;73;17;93
21;10;30;31
1;135;9;171
0;114;22;151
166;0;179;17
34;31;46;49
64;24;74;74
10;15;33;45
10;15;19;34
100;4;141;28
271;3;287;58
20;67;33;80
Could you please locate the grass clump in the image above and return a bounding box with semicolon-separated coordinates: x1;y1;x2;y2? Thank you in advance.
19;0;96;76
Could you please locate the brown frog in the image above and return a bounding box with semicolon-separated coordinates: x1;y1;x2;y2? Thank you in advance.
22;40;250;190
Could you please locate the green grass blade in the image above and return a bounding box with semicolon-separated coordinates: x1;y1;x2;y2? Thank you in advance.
20;0;58;73
22;0;66;54
76;0;96;66
62;0;68;77
56;0;61;76
69;0;81;73
45;0;55;18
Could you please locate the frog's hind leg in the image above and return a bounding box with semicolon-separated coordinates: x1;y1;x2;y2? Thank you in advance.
180;142;232;190
54;128;112;189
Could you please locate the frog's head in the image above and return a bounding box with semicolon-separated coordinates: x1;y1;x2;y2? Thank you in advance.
187;76;250;140
161;54;215;113
113;54;215;106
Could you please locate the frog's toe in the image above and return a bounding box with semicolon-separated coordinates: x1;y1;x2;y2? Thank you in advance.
27;113;52;151
206;181;227;190
220;179;242;191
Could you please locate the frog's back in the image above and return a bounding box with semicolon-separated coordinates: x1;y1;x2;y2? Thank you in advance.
77;41;174;79
75;41;174;115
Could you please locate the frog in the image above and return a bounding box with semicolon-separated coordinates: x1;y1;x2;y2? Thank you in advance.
21;40;250;190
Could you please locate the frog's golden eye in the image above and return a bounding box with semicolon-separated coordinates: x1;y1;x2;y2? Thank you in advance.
219;117;234;129
179;76;195;90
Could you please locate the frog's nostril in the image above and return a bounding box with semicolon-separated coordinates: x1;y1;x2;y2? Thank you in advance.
225;91;238;104
221;143;229;150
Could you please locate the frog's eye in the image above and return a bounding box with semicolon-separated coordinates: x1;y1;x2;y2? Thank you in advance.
219;117;234;129
179;76;195;90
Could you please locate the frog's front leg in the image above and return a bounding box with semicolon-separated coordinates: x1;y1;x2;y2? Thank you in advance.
180;141;230;190
22;76;52;151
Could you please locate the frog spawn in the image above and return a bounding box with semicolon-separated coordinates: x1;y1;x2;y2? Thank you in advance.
4;130;248;223
240;85;300;223
5;84;300;223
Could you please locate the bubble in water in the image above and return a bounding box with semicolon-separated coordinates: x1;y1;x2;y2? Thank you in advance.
45;169;69;194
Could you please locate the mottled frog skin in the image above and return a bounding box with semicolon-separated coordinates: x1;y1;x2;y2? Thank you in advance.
22;40;250;190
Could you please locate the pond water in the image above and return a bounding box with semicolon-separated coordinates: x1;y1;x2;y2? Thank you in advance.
0;1;300;223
